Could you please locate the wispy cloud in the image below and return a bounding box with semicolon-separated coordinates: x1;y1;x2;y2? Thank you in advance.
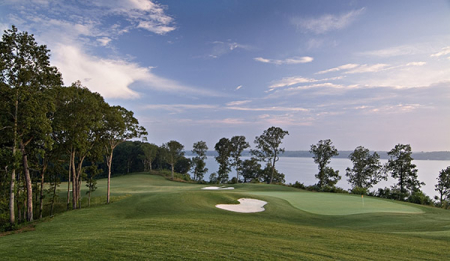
358;45;421;57
208;41;253;58
1;0;222;99
316;64;359;74
431;46;450;57
344;64;390;74
226;100;251;106
226;106;309;112
254;56;313;65
269;76;318;89
291;8;366;34
144;104;218;113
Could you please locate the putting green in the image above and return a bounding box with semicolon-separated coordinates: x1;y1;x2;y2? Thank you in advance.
247;191;423;215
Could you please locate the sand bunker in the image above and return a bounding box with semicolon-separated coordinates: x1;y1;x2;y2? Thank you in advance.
202;186;234;190
216;198;267;213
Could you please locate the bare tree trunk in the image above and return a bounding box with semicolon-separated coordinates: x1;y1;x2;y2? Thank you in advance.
107;150;113;204
20;141;33;222
71;152;77;209
78;175;82;209
39;160;46;219
9;92;18;224
9;168;16;225
51;178;56;216
88;188;91;207
67;155;71;210
17;173;21;223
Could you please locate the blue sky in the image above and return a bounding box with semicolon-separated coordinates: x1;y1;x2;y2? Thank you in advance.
1;0;449;151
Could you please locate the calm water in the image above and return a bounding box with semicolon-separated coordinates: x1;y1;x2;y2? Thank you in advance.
197;156;450;198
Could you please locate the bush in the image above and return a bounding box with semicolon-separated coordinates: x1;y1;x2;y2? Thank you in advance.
291;181;305;190
408;191;433;205
351;187;368;195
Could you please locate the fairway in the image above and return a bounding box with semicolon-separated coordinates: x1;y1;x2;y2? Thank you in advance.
247;191;423;215
1;173;450;260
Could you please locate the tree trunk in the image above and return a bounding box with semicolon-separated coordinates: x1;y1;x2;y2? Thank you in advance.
9;168;16;225
9;91;18;224
67;152;71;210
51;178;56;216
20;141;33;222
39;160;47;219
107;149;113;204
88;188;91;207
171;163;174;180
71;152;77;209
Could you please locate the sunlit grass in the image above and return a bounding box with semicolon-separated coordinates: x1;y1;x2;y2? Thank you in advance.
1;173;450;260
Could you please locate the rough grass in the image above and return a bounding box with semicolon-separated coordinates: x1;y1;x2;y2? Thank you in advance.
1;173;450;260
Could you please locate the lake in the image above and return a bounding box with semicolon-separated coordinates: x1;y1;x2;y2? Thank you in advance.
197;156;450;198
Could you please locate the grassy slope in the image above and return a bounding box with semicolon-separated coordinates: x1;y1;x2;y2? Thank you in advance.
1;173;449;260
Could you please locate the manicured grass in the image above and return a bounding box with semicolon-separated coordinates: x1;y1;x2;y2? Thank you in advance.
247;191;423;215
1;173;450;260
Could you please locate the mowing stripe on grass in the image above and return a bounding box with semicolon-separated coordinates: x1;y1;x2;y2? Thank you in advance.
247;191;423;215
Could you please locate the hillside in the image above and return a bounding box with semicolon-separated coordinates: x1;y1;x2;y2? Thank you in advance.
0;173;449;260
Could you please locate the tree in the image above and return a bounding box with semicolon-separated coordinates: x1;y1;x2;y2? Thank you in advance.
386;144;424;200
138;143;158;172
251;127;289;184
214;138;232;183
435;166;450;205
310;139;340;189
241;158;262;183
346;146;386;192
163;141;184;179
102;105;146;204
1;26;62;222
191;141;208;181
230;136;250;182
52;83;107;209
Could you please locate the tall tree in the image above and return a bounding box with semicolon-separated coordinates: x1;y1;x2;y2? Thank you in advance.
230;136;250;182
435;166;450;205
241;158;262;183
52;83;106;209
251;127;289;184
386;144;424;200
102;105;146;204
138;143;158;172
0;26;62;222
163;141;184;180
346;146;386;191
191;141;208;181
310;139;340;189
215;138;232;183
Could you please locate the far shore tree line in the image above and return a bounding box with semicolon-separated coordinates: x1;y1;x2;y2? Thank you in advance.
1;26;450;232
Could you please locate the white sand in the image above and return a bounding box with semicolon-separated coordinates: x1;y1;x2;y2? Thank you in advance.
216;198;267;213
201;186;235;190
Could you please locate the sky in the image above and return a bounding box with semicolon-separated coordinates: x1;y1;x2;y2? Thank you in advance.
1;0;449;152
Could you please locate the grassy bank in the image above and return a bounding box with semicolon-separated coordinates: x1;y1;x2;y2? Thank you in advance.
1;173;449;260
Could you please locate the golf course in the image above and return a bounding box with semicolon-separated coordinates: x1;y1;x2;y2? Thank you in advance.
1;173;449;260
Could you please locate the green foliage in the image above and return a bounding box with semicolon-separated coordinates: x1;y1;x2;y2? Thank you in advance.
386;144;424;200
346;146;386;189
435;166;450;204
351;186;368;195
310;139;340;188
230;136;250;182
191;141;208;182
214;138;232;183
251;126;288;184
241;157;262;183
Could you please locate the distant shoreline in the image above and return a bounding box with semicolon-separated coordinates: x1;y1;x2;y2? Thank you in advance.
185;151;450;161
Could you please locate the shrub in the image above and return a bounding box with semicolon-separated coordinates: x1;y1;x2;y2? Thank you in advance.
351;187;368;195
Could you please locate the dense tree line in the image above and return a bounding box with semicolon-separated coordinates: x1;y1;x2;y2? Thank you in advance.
0;26;146;229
